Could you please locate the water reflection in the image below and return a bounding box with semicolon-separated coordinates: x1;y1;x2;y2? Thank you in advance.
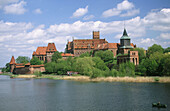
0;75;169;111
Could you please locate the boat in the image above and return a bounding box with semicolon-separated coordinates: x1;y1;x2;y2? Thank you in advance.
152;102;167;108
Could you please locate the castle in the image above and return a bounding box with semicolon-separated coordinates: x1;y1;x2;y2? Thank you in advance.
9;28;139;74
66;29;139;65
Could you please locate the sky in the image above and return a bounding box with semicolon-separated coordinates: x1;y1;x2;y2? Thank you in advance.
0;0;170;67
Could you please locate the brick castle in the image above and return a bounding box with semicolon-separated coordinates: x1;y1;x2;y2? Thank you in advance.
9;28;139;74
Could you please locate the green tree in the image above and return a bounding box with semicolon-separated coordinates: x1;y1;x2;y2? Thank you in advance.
45;62;57;73
52;51;62;63
94;50;113;65
160;55;170;76
130;47;146;63
139;58;158;76
79;52;90;58
164;47;170;53
119;62;135;77
30;57;42;65
73;57;94;76
147;44;164;57
56;60;71;75
16;56;30;64
92;57;109;71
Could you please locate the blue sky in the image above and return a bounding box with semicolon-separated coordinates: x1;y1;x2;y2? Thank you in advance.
0;0;170;67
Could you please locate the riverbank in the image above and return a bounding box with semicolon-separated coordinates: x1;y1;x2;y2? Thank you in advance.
4;74;170;83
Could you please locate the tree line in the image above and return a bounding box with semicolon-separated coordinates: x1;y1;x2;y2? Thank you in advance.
2;44;170;77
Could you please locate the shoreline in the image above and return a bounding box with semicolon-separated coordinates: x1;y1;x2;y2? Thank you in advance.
4;74;170;83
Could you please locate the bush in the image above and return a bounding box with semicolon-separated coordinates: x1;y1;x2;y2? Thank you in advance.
34;70;42;77
30;57;42;65
154;77;160;82
118;62;135;77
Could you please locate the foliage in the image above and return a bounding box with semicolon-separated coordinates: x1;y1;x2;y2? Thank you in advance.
110;69;119;77
154;77;160;82
164;47;170;53
92;57;109;71
16;56;30;64
56;60;71;75
139;52;170;76
2;63;10;72
34;70;42;77
79;52;90;58
51;51;62;63
94;50;113;65
30;57;42;65
130;47;146;63
45;62;57;73
147;44;164;57
118;62;135;77
72;57;94;76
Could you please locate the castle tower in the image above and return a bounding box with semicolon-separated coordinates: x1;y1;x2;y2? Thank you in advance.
9;56;16;73
93;31;100;39
46;43;57;62
119;29;133;54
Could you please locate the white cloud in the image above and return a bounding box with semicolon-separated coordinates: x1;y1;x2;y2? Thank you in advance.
143;8;170;31
34;8;42;14
0;0;19;8
102;8;121;18
120;9;139;17
83;15;95;20
102;0;138;18
117;0;134;10
159;33;170;39
71;6;88;18
3;1;27;14
1;8;170;67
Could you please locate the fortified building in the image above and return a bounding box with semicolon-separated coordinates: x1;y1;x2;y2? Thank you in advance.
66;29;139;65
9;28;139;74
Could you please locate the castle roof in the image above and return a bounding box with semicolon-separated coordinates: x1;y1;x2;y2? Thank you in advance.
46;43;57;52
33;47;47;55
9;56;16;64
120;28;131;40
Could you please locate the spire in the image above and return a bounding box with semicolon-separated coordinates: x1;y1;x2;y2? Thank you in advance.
9;56;16;64
123;28;128;36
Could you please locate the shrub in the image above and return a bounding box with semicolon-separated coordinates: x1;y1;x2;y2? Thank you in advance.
34;70;42;77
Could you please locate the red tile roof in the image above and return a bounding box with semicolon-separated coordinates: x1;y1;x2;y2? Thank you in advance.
61;53;74;57
15;63;25;66
46;43;57;52
108;43;119;49
15;66;25;68
9;56;16;64
33;47;47;55
25;63;30;65
30;64;44;68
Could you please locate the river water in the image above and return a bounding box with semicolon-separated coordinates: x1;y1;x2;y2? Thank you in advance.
0;75;170;111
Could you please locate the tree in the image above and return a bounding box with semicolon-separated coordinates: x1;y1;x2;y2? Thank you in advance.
119;62;135;77
16;56;30;64
72;57;95;76
92;57;109;71
160;55;170;76
56;60;71;75
130;47;146;63
79;52;90;58
30;57;42;65
45;62;57;73
147;44;164;57
139;58;158;76
52;51;62;63
2;63;10;72
94;50;113;65
164;47;170;53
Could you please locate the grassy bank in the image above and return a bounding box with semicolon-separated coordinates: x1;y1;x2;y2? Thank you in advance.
2;73;170;83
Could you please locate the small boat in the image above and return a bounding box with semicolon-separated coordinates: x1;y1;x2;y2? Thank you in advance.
152;102;167;108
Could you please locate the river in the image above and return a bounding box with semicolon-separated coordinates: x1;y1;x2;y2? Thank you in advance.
0;75;170;111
